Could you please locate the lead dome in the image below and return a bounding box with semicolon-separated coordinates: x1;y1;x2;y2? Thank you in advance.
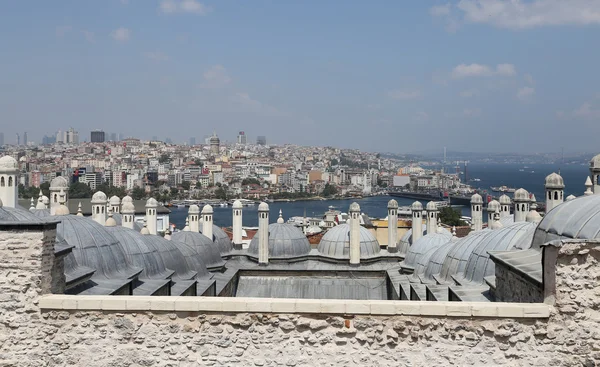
249;223;311;258
318;223;380;259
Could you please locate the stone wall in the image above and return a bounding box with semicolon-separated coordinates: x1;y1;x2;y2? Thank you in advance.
493;261;543;303
1;226;600;366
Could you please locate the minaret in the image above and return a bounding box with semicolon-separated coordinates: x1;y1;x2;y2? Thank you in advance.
145;198;158;235
232;200;243;249
513;188;530;222
188;204;200;232
387;199;398;252
109;196;121;214
0;155;18;208
349;202;361;265
258;202;269;265
121;201;135;229
411;201;423;243
201;204;214;240
91;191;107;225
584;177;593;196
425;201;438;235
498;194;511;218
36;190;45;210
470;193;483;232
487;200;500;225
544;172;564;212
589;154;600;194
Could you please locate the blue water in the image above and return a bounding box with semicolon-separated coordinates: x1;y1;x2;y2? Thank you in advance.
169;163;592;229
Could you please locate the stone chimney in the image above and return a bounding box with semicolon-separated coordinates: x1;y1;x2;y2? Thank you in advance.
387;199;398;252
258;202;269;265
202;205;214;240
349;202;361;265
232;200;243;250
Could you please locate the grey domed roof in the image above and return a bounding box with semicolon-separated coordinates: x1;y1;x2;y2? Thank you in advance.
0;205;48;223
398;224;426;255
545;172;564;189
171;231;225;269
111;213;142;231
318;223;380;259
403;231;452;269
57;215;141;280
499;214;514;227
205;224;233;254
105;226;174;279
142;235;204;279
170;240;212;278
421;241;456;283
436;229;492;284
458;221;536;284
470;193;482;204
531;194;600;249
0;155;18;173
411;241;454;283
248;223;311;258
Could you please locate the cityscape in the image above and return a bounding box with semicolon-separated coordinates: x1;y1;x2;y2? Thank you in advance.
2;1;600;366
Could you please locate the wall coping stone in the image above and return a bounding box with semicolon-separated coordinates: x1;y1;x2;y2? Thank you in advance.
39;295;551;318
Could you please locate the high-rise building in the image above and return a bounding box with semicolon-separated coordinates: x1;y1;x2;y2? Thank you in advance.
257;136;267;145
66;128;79;145
110;133;117;142
210;132;220;156
42;135;56;145
189;137;196;146
23;132;28;146
91;130;105;143
0;132;4;146
237;131;247;144
15;133;20;146
55;130;63;144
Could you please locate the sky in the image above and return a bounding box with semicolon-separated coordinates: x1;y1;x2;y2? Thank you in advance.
1;0;600;153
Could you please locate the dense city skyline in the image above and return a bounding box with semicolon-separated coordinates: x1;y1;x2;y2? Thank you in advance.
2;1;600;152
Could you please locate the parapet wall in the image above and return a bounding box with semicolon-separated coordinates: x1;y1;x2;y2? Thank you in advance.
1;228;600;366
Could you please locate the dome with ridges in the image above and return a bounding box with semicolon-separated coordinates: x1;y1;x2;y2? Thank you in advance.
317;223;380;259
248;223;311;258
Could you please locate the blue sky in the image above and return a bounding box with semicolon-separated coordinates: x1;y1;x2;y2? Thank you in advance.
1;0;600;153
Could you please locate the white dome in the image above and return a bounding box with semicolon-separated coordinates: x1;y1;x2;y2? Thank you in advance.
109;195;121;206
426;201;437;211
201;204;213;214
487;200;500;212
590;154;600;169
50;176;69;189
121;202;135;214
349;202;360;212
91;191;107;203
146;198;158;207
122;195;133;204
411;201;423;211
0;155;18;173
232;200;243;209
499;194;511;205
545;172;564;189
514;188;529;202
566;194;577;201
188;204;200;214
387;199;398;208
258;202;269;211
526;210;542;223
470;193;482;204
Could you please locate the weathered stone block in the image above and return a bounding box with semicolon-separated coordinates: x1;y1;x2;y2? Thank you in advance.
369;301;395;315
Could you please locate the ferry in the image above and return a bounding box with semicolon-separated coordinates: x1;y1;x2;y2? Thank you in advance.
491;186;516;193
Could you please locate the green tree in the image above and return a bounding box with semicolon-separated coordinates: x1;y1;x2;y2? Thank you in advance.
215;187;228;200
131;186;146;200
242;178;260;186
69;182;93;199
158;154;170;164
330;159;339;166
438;206;466;226
321;183;338;197
95;184;127;198
181;181;191;190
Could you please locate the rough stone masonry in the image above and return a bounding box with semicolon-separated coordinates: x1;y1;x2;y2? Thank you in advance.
1;226;600;366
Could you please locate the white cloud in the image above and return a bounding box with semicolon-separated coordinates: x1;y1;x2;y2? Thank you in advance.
387;89;422;100
463;108;482;117
233;92;282;116
160;0;209;15
55;26;72;37
517;86;535;101
111;27;131;42
573;102;600;119
82;30;95;43
460;89;479;98
452;63;516;78
144;51;170;62
201;65;231;88
524;73;534;85
430;3;451;17
434;0;600;30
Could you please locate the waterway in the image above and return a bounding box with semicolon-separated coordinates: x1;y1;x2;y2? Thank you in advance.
169;162;592;229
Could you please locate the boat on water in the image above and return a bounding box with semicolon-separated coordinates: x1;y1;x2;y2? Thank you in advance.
491;185;516;193
469;178;481;182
